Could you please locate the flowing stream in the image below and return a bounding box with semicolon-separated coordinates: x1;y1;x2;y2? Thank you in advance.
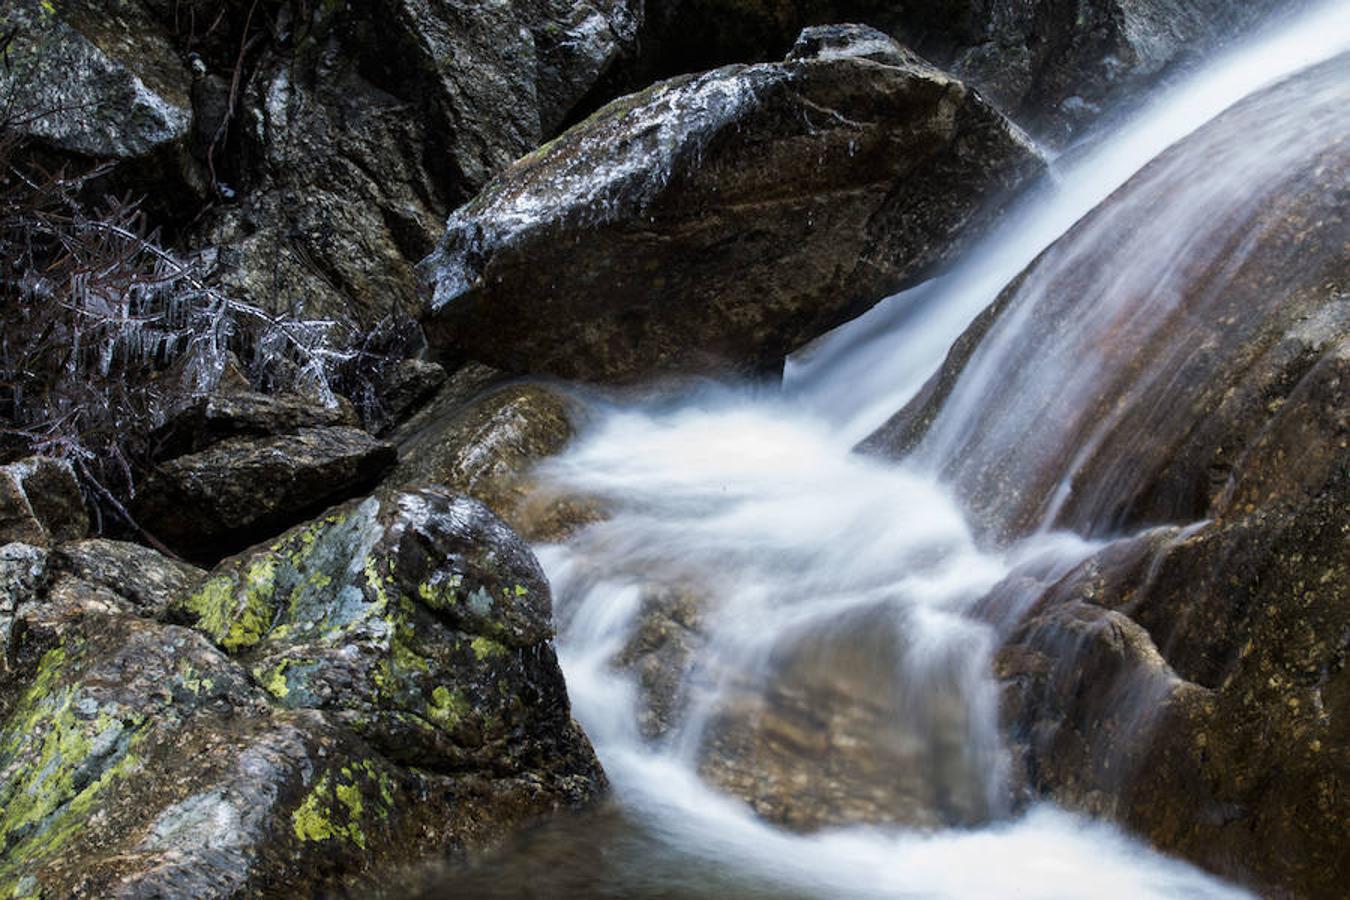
424;3;1350;896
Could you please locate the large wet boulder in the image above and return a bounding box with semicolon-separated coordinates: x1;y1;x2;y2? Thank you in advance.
0;0;192;160
862;53;1349;542
0;489;603;897
864;56;1348;897
421;25;1045;382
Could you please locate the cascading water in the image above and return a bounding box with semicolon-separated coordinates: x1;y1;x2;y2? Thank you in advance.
420;3;1349;896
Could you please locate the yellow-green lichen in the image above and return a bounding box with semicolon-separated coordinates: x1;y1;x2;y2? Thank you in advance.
290;764;391;850
181;561;278;654
427;685;470;729
470;636;506;660
0;648;144;876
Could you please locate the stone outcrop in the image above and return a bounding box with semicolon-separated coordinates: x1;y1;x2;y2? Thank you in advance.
193;0;641;327
0;489;604;898
863;55;1349;898
422;25;1044;382
0;0;192;161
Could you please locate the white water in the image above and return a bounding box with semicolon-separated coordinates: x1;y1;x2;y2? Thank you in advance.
786;0;1350;445
522;4;1350;897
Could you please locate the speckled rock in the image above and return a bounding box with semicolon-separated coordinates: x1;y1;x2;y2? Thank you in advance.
52;539;205;619
0;489;604;898
166;487;600;779
0;457;88;548
0;544;48;677
0;0;191;159
421;26;1044;381
134;427;396;564
388;381;602;540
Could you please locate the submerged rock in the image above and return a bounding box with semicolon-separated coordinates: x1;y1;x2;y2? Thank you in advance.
421;25;1044;382
0;489;603;897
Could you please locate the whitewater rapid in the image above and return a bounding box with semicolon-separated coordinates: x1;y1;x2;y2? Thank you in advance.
516;3;1350;897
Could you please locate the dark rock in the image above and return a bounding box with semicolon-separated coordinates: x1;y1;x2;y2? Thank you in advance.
366;359;449;436
0;458;88;548
421;28;1044;382
388;381;601;540
0;0;191;160
632;1;1294;146
52;539;206;619
0;489;604;897
194;0;640;327
151;389;357;460
134;427;397;563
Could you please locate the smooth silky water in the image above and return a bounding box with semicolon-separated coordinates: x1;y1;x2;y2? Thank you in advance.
399;4;1350;896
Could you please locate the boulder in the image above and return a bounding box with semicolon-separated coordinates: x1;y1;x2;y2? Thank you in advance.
0;489;604;897
861;53;1349;542
134;427;397;563
860;55;1348;898
0;457;88;548
388;380;602;540
0;0;192;160
421;25;1045;382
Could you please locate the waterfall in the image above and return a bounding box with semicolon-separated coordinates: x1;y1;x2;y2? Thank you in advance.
432;2;1349;896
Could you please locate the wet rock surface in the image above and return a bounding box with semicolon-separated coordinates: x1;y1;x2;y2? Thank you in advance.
0;458;88;549
0;0;192;160
422;26;1044;382
0;488;603;898
633;0;1294;145
191;0;640;327
388;379;602;541
861;57;1349;898
135;426;396;564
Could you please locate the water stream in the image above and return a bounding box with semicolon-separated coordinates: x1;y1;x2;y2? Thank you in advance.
419;3;1350;896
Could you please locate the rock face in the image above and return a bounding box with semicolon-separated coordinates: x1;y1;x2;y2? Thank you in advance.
136;425;396;564
0;489;603;898
421;25;1045;382
0;0;192;160
194;0;640;327
865;56;1349;898
0;458;88;548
